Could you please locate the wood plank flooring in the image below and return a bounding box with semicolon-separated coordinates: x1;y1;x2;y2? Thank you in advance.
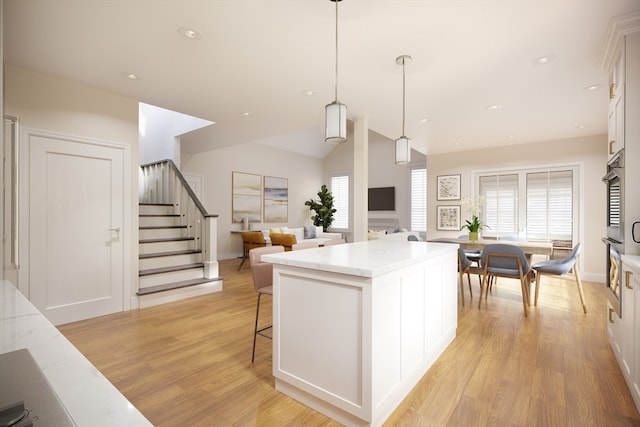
58;259;640;426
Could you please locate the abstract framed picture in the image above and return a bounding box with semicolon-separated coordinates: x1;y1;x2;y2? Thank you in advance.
232;172;262;223
437;174;461;201
263;176;288;223
437;205;461;231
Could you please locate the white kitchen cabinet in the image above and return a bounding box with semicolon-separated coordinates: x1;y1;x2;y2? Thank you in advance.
607;51;625;161
620;256;640;412
608;299;623;366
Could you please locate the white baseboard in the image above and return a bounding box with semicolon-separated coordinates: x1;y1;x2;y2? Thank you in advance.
135;280;223;309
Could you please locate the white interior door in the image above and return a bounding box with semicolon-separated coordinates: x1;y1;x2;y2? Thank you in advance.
29;133;125;325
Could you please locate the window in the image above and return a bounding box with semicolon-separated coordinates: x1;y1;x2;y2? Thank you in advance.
475;165;578;243
330;175;349;229
410;167;427;232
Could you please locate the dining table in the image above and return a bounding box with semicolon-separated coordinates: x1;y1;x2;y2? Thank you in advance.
430;237;554;257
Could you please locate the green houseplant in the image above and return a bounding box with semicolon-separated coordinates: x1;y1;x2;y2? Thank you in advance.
460;196;488;241
304;184;336;232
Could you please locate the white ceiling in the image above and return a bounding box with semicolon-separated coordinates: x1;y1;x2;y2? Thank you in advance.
4;1;640;159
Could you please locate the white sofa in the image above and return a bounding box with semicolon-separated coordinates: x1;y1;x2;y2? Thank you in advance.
261;226;342;245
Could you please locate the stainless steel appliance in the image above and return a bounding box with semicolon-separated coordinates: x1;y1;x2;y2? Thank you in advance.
603;237;624;318
0;349;76;426
603;149;624;243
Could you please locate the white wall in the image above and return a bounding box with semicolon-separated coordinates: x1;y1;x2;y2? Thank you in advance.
4;65;140;297
182;143;324;260
427;134;607;282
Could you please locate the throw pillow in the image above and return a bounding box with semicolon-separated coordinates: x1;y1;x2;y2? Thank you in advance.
269;227;282;235
304;225;316;239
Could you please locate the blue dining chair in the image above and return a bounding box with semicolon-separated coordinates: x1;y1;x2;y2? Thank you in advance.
532;243;586;314
479;243;533;317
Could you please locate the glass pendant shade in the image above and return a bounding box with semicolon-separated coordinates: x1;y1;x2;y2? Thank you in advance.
395;136;411;164
325;101;347;144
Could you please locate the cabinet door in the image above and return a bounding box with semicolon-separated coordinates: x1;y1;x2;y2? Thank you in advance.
621;265;635;382
608;87;625;160
608;300;623;365
633;271;640;410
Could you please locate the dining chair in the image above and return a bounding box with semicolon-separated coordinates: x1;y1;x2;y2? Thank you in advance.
269;232;297;251
407;234;419;241
479;243;533;317
249;245;284;362
499;235;527;241
238;231;266;271
457;246;483;306
292;241;320;251
532;243;586;313
322;238;346;246
458;234;481;264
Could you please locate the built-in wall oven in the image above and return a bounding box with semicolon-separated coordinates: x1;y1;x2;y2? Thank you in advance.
602;149;625;318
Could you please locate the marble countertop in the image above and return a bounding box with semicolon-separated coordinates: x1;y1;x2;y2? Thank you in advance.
622;254;640;272
262;240;457;277
0;280;153;426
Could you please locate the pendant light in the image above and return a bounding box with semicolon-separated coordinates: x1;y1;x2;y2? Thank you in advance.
325;0;347;144
395;55;412;164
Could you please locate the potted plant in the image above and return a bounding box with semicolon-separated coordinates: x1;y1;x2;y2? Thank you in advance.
460;196;488;241
304;184;336;232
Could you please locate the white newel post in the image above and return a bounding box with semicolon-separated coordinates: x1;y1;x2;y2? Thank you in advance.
203;215;219;279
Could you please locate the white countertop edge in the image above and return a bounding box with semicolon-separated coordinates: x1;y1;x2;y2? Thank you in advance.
1;280;153;426
262;240;457;277
622;254;640;272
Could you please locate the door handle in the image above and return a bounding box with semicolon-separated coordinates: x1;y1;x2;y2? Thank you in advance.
609;140;615;155
107;227;121;232
626;271;633;289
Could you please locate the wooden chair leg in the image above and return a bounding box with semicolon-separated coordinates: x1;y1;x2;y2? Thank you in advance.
458;270;465;306
466;271;473;299
519;277;529;317
573;266;587;314
478;274;487;309
534;273;542;306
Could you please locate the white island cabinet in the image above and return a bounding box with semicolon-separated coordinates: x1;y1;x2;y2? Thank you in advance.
263;240;458;427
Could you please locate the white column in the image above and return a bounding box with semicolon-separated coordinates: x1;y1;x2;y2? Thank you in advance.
203;216;219;279
353;117;368;242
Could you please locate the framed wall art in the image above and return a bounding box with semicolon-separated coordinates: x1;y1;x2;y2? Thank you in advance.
437;205;461;231
263;176;288;223
232;172;262;223
437;174;461;201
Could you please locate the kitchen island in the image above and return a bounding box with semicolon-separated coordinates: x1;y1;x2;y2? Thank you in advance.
263;240;458;426
0;280;152;426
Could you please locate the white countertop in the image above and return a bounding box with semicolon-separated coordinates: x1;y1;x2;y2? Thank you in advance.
262;240;457;277
622;254;640;272
0;280;153;426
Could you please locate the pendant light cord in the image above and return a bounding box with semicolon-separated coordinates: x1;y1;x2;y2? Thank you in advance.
334;0;339;102
402;58;406;136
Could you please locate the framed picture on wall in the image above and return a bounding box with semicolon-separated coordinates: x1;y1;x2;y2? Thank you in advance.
263;176;288;223
232;172;262;223
437;205;461;231
437;174;461;201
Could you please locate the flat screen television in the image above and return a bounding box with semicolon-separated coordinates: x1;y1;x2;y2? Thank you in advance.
368;187;395;211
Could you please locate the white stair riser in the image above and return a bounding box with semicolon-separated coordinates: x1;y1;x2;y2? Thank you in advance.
139;268;204;288
137;280;223;309
140;253;202;270
139;240;193;254
139;204;176;215
139;216;182;227
139;227;187;240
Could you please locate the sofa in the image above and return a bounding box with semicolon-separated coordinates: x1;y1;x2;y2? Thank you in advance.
261;226;342;246
367;229;420;241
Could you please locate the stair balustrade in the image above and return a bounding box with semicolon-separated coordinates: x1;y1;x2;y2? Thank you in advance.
140;159;218;279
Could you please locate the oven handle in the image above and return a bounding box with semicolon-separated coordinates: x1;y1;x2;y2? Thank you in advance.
602;169;622;182
633;222;640;243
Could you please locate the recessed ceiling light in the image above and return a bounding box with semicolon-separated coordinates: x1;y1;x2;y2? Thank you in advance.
123;72;140;80
418;117;431;123
242;112;250;117
178;27;202;40
584;84;603;91
302;90;317;96
487;104;503;111
506;134;515;139
575;124;587;129
532;55;556;65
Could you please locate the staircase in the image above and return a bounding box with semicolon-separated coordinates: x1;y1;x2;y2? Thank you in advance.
137;160;222;308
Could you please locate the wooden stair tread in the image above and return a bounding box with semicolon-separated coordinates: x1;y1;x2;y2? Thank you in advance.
139;263;203;276
139;203;173;206
139;214;180;217
139;237;194;244
137;277;223;296
139;249;201;259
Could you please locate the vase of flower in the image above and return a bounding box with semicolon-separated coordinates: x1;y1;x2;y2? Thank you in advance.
460;196;489;240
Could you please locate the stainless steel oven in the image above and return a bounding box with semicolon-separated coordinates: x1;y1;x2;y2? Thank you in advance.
603;149;624;243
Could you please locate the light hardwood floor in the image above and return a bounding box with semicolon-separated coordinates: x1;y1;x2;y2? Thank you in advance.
58;259;640;426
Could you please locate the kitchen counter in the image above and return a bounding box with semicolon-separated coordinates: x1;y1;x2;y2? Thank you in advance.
264;240;458;426
0;280;152;426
